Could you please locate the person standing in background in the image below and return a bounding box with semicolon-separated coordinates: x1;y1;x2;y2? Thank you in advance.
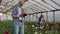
38;15;41;29
40;14;45;25
12;1;27;34
38;14;45;29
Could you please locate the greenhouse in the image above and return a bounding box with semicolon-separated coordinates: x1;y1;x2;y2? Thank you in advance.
0;0;60;34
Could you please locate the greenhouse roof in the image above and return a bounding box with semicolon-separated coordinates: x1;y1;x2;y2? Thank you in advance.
0;0;60;14
23;0;60;14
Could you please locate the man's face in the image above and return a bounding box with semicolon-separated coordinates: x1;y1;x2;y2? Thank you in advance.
19;4;23;7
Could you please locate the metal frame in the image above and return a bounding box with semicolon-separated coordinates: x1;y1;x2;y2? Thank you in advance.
28;9;60;15
42;0;60;9
28;1;46;11
42;0;57;9
33;0;52;10
51;0;60;6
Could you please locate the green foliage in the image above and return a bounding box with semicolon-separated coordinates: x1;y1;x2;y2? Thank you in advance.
0;21;13;34
0;21;60;34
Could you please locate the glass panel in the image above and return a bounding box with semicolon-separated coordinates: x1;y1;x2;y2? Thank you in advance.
25;7;34;13
29;1;46;11
32;0;50;11
44;0;60;9
48;12;53;23
53;0;60;5
42;13;46;21
34;0;55;10
0;13;3;16
55;11;60;22
25;4;41;12
8;0;12;2
33;14;37;21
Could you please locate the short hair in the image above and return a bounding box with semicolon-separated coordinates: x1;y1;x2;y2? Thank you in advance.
18;2;24;4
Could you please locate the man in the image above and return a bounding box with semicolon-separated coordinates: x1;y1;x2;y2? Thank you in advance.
12;2;27;34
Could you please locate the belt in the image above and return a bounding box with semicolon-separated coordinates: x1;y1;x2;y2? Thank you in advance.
19;20;22;22
13;17;19;19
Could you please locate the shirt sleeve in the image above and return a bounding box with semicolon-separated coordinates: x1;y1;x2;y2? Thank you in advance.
12;7;16;16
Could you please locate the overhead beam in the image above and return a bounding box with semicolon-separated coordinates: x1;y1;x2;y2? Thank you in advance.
42;0;60;9
42;0;57;9
26;6;40;13
51;0;60;6
33;0;52;10
25;4;42;12
33;0;56;10
25;7;35;13
27;3;43;11
25;3;42;12
28;1;46;11
28;9;60;15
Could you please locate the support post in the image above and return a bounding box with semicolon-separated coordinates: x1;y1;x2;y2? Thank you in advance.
46;12;48;23
32;14;34;22
29;15;31;22
36;13;38;22
53;11;55;23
